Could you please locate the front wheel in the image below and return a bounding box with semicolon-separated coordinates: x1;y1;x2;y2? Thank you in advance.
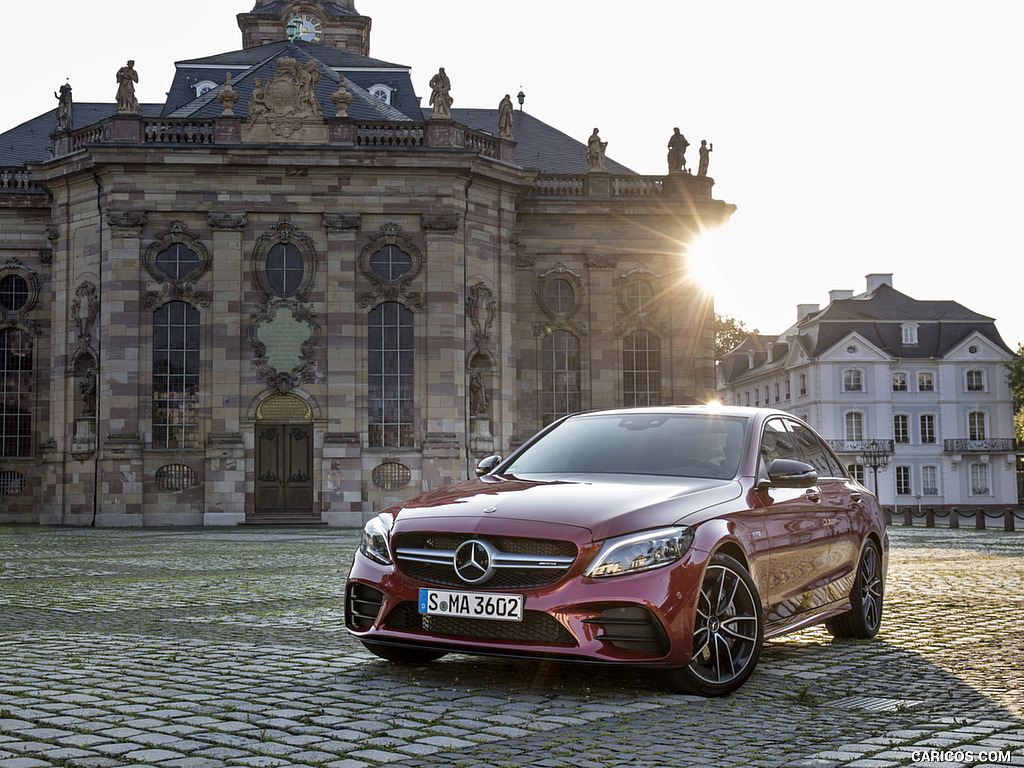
826;539;883;639
666;553;764;696
361;640;447;664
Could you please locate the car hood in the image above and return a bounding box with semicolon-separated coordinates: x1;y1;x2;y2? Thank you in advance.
389;474;744;542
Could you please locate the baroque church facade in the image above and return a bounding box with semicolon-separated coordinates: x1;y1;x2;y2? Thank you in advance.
0;0;734;527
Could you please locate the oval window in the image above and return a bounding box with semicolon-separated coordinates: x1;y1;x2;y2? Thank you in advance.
155;464;197;492
0;274;29;312
372;462;412;490
545;278;575;315
266;243;305;297
368;245;413;283
154;243;200;283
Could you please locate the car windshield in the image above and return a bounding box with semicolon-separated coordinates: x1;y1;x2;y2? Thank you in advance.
504;412;748;479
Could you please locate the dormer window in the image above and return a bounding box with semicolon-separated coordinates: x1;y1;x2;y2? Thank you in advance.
194;80;217;98
370;84;393;105
901;324;919;345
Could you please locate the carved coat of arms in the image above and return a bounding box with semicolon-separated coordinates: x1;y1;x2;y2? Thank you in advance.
247;58;322;138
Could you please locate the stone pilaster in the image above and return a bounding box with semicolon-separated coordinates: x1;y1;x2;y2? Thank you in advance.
586;254;618;409
204;212;248;525
420;213;464;488
97;211;146;525
320;212;363;527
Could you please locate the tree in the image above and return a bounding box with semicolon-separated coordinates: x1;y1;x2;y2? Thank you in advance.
1007;344;1024;443
715;313;757;362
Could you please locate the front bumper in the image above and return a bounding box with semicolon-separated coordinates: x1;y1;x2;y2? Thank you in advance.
345;545;708;668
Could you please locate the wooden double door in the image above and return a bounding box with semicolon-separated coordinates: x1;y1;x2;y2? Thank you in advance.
255;424;313;514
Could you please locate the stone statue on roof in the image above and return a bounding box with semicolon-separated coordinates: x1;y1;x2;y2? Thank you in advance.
698;139;713;177
667;127;688;173
429;68;453;119
498;94;514;140
587;128;607;172
115;60;139;115
54;82;73;131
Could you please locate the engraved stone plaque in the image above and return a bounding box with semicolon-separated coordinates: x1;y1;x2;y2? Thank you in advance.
258;310;311;374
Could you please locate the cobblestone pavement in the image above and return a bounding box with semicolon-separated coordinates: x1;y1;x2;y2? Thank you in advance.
0;525;1021;768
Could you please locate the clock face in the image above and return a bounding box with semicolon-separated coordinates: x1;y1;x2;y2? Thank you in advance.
287;13;324;43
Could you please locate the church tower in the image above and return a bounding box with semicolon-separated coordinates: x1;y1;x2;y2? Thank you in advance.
237;0;372;54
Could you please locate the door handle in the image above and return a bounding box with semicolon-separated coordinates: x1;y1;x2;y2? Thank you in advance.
850;491;863;503
804;489;822;503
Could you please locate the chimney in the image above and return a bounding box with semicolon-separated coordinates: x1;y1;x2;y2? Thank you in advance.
865;273;893;293
829;289;854;303
797;303;820;322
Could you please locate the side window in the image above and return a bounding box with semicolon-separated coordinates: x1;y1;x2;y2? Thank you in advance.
789;420;843;478
759;418;799;475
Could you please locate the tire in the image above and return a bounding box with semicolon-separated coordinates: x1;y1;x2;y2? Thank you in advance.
667;553;764;697
361;640;447;664
826;539;883;639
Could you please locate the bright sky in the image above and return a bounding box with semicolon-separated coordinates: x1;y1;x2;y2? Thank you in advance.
3;1;1022;349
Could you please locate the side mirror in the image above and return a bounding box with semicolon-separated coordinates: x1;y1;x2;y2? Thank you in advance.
765;459;817;488
475;454;502;477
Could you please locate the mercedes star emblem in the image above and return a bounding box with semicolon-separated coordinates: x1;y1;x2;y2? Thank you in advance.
453;539;497;584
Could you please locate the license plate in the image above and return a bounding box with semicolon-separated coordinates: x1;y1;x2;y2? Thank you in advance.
418;588;524;622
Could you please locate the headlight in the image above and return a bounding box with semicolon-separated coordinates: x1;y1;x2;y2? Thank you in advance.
359;515;393;565
584;526;694;578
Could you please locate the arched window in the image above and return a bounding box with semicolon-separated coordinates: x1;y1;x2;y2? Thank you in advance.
368;302;414;447
844;411;864;442
0;328;32;457
623;331;661;407
968;411;987;441
843;368;863;392
541;330;579;425
369;84;393;104
966;369;985;392
152;302;200;449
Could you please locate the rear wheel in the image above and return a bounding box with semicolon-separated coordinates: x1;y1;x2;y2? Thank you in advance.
826;539;883;639
667;553;763;696
361;640;447;664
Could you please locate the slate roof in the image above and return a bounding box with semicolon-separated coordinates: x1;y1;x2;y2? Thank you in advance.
1;31;634;177
163;40;420;119
802;283;1011;358
452;108;635;175
0;104;163;166
722;283;1013;384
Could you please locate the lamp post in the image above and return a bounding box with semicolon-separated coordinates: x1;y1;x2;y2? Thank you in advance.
860;439;892;497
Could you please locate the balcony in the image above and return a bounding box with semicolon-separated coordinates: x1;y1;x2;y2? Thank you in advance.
827;439;895;454
943;438;1016;454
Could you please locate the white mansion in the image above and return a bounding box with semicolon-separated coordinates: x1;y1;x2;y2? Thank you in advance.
717;274;1017;510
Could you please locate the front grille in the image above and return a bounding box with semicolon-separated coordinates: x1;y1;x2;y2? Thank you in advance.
346;583;384;630
385;601;577;645
582;605;670;657
393;533;577;589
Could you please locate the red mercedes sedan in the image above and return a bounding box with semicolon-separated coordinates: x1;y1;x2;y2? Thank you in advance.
345;406;887;696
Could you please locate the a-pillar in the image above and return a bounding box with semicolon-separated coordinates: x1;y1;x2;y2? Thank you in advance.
204;211;249;525
96;210;146;526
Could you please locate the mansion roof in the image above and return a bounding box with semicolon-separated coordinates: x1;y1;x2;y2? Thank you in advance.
720;281;1013;383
